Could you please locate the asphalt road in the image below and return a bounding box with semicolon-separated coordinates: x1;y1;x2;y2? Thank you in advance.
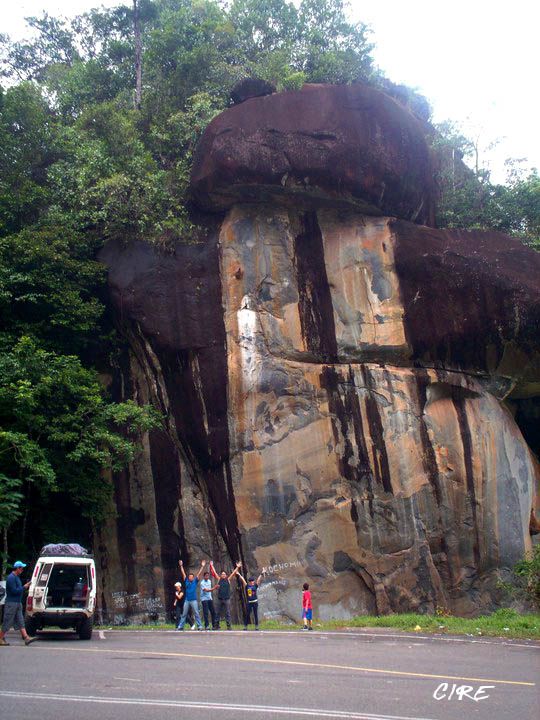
0;628;538;720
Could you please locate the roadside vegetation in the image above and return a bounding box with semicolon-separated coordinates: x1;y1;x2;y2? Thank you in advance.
97;609;540;640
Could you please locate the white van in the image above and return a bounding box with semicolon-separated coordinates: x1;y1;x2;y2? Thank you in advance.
25;549;96;639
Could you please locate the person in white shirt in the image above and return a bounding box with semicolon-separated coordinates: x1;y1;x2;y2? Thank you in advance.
199;569;217;630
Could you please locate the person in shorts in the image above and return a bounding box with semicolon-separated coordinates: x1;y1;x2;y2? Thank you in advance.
0;561;36;646
302;582;313;630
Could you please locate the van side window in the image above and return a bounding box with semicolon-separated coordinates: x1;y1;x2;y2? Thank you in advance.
37;563;53;586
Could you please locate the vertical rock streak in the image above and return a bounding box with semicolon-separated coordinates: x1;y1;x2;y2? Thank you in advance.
452;393;482;569
359;366;393;495
294;211;338;362
148;430;183;609
110;350;138;600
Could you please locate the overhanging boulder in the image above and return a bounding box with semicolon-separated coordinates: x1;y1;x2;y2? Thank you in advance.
191;83;436;225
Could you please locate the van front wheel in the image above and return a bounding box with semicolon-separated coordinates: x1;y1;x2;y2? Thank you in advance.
78;617;93;640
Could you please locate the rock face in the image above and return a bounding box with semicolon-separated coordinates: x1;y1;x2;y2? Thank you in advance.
96;83;539;623
192;83;436;225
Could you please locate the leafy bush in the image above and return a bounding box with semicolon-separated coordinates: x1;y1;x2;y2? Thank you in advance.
511;545;540;609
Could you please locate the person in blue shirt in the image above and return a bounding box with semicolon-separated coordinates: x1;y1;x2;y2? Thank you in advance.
0;561;36;646
175;558;205;630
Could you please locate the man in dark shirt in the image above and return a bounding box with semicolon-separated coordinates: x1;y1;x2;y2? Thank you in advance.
210;560;241;630
0;561;36;646
238;570;263;630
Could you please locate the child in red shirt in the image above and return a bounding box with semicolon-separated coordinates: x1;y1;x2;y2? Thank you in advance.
302;582;313;630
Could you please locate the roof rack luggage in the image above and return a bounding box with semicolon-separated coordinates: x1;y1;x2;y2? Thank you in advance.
39;543;93;558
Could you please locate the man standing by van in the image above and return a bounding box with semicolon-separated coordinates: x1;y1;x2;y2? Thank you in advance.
0;561;36;646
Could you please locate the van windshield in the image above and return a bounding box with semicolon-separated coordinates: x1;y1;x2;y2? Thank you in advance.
44;564;91;608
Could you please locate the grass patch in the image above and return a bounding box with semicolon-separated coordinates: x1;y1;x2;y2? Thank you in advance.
322;608;540;639
97;609;540;639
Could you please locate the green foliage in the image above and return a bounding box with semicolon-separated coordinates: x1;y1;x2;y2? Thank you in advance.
0;84;54;236
0;226;105;353
509;545;540;609
45;103;182;242
497;162;540;249
0;337;160;534
0;473;25;534
97;610;540;638
323;609;540;638
227;0;374;87
0;1;375;248
433;122;539;248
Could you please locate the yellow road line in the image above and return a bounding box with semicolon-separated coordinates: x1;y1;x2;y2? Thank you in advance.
30;644;535;687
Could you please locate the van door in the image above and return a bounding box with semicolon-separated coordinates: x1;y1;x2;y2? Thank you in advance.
87;562;96;612
34;563;53;609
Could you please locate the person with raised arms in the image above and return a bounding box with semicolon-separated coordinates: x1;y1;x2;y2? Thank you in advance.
237;570;263;631
199;566;217;630
176;559;205;631
209;560;241;630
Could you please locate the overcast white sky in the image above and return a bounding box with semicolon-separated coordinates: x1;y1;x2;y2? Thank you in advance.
2;0;539;183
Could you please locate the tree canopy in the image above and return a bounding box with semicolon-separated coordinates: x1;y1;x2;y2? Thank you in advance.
433;121;539;249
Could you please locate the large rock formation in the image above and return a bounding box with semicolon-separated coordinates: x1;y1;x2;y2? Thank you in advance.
191;83;436;225
96;83;539;623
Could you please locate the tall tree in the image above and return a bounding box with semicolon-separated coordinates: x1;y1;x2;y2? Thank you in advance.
0;337;158;563
133;0;143;109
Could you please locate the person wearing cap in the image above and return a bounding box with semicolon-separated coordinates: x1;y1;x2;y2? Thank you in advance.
237;569;263;631
0;561;36;646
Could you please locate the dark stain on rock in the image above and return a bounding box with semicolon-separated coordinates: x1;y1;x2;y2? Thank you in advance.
332;551;377;612
414;543;436;599
406;388;453;591
360;366;393;494
109;348;138;596
294;211;338;363
262;478;297;516
350;498;359;524
320;366;375;503
392;219;540;374
414;370;442;504
155;343;241;566
148;429;184;609
452;392;481;569
344;366;374;482
112;467;137;595
100;229;244;581
320;365;354;482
